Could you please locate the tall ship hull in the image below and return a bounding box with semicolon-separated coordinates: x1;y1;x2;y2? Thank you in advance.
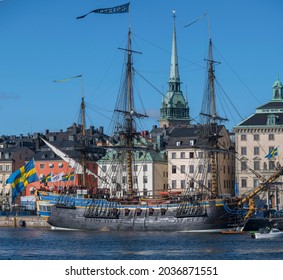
48;199;237;231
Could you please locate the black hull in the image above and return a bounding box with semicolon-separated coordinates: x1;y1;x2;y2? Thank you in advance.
48;200;236;232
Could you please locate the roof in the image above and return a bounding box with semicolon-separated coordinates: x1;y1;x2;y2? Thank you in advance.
257;101;283;110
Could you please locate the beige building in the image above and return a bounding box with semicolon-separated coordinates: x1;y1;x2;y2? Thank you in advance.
97;138;168;197
166;126;235;197
234;78;283;209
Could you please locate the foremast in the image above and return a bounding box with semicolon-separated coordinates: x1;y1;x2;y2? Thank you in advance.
114;28;147;199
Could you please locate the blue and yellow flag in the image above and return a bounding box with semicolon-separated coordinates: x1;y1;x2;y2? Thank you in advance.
265;147;278;159
77;2;130;19
40;173;52;183
6;159;39;201
62;171;75;182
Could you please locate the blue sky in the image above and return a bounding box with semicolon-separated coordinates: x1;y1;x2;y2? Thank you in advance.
0;0;282;136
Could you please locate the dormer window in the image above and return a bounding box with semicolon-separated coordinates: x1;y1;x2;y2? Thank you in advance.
267;114;277;126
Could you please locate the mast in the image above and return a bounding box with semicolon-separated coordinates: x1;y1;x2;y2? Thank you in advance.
126;28;134;198
208;39;217;198
200;39;223;199
80;76;87;188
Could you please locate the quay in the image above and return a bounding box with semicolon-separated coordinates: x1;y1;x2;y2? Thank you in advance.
0;215;49;228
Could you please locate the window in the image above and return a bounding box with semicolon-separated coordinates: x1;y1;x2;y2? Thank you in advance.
112;165;116;172
111;177;116;183
122;176;126;184
122;165;126;172
241;147;247;156
267;115;276;126
189;165;194;173
269;134;275;141
241;178;247;188
241;134;246;141
198;152;204;158
198;165;204;173
253;179;259;188
171;180;176;189
171;152;176;159
143;176;148;184
254;147;260;156
181;180;186;189
189;140;195;146
254;161;260;171
241;162;247;171
0;165;2;171
189;152;194;159
269;161;275;170
180;165;185;174
172;165;176;174
4;153;10;160
5;165;10;171
207;164;211;173
180;152;185;159
143;165;147;172
40;164;45;169
254;134;260;141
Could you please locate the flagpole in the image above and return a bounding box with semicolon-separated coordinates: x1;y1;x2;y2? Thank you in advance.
128;1;131;30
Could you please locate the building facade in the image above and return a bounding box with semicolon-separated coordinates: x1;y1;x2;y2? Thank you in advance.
234;78;283;209
167;126;235;197
97;138;168;197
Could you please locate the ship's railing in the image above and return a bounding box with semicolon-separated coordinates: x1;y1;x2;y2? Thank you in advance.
84;199;120;219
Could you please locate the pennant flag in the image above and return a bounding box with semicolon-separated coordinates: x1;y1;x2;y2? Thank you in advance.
62;171;75;182
6;159;39;202
77;2;130;19
265;147;278;159
51;172;64;182
53;74;82;83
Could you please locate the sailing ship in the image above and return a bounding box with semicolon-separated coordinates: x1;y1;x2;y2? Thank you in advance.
45;20;241;231
46;15;283;231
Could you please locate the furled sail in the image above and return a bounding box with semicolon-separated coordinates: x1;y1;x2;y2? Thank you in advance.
41;138;98;179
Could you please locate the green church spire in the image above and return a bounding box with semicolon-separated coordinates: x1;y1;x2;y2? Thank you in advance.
160;10;190;128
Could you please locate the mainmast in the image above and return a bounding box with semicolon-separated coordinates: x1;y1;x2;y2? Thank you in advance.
200;39;224;199
114;28;145;199
125;28;134;198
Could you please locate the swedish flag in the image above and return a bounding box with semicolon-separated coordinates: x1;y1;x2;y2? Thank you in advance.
265;147;278;159
40;173;52;183
62;171;75;182
6;159;39;201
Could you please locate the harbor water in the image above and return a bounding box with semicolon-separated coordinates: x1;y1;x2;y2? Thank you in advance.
0;227;283;260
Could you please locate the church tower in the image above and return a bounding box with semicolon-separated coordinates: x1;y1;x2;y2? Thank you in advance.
272;78;283;101
159;11;190;128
